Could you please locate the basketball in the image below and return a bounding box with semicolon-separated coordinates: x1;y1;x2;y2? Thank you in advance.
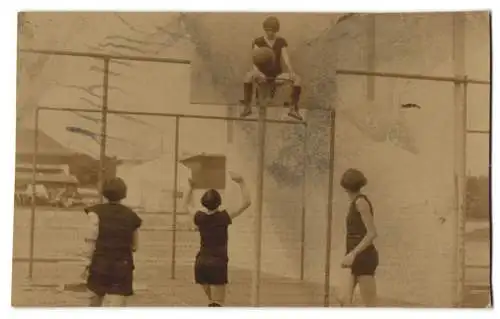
252;46;275;67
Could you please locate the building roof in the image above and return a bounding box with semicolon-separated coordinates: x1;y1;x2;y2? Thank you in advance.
16;163;67;171
16;128;75;157
179;153;226;163
15;172;78;185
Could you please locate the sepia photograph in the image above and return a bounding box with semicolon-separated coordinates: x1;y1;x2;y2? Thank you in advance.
11;10;491;309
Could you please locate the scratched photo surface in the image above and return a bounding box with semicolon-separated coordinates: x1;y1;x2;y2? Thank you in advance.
13;12;491;308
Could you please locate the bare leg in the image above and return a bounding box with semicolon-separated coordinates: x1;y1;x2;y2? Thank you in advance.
357;275;377;307
107;294;128;307
278;73;303;120
210;285;226;306
241;70;256;117
202;284;212;303
88;292;105;307
339;274;357;307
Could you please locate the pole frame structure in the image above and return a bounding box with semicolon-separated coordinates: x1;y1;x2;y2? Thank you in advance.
170;117;180;279
27;105;305;281
27;107;39;280
250;84;269;307
299;124;308;281
366;14;376;100
22;48;490;307
21;48;193;280
330;45;489;309
323;109;337;306
452;12;467;308
98;58;110;202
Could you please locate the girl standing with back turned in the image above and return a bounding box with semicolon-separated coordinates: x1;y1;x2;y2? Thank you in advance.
81;177;142;307
183;172;251;307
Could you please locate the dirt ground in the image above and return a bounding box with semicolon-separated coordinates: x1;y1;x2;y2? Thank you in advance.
10;207;491;307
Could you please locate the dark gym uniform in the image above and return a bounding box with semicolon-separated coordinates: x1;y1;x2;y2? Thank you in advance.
194;210;232;285
252;36;288;77
345;195;379;276
84;203;142;296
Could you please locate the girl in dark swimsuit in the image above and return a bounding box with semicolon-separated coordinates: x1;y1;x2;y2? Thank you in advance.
183;172;251;307
240;16;303;121
82;177;142;307
339;168;378;307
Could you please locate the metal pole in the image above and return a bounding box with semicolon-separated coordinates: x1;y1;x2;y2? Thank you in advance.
35;106;305;126
336;69;489;85
227;105;234;144
324;109;336;307
452;12;466;308
19;47;489;85
299;125;308;281
20;48;191;65
28;108;39;279
191;101;332;111
467;129;490;135
367;14;376;100
170;117;180;279
461;76;469;298
251;89;268;306
98;58;110;203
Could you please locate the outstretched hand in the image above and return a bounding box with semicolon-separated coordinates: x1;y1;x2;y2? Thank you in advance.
229;171;244;184
187;178;195;188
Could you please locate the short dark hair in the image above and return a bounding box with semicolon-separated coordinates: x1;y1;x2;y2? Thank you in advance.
102;177;127;202
201;189;222;211
263;16;280;32
340;168;367;193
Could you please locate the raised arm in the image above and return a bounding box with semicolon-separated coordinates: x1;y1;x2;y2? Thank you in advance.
183;179;197;217
227;172;251;219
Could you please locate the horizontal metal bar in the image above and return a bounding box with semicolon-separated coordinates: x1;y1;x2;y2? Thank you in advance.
467;129;490;134
13;257;83;263
37;106;306;126
20;48;191;65
190;101;332;111
141;227;196;232
139;211;188;216
336;69;490;85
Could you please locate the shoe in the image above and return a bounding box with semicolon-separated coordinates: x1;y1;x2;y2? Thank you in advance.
288;110;303;121
208;302;222;307
240;100;252;117
240;108;252;118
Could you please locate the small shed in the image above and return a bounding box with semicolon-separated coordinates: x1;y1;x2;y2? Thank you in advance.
179;153;226;190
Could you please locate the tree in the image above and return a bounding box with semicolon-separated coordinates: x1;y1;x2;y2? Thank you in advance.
50;13;188;163
17;13;88;125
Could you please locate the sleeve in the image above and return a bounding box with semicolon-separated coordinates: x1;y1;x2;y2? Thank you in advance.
223;210;232;225
132;211;142;230
280;37;288;48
